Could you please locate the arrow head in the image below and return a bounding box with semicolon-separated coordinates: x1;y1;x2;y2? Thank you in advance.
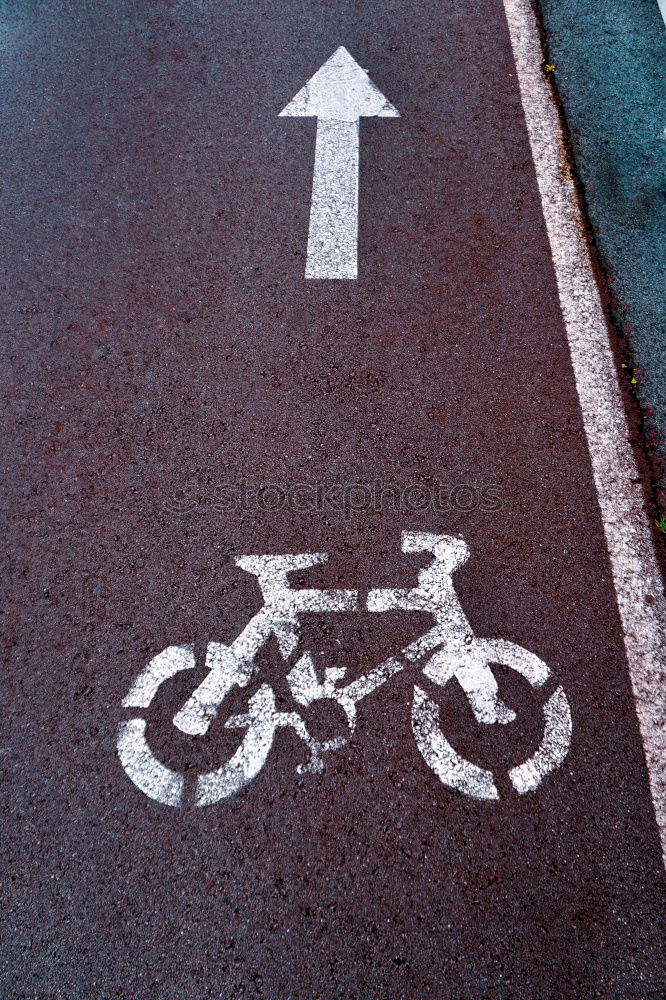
279;46;399;122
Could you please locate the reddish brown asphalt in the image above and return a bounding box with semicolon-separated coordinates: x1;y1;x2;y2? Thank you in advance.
1;1;664;997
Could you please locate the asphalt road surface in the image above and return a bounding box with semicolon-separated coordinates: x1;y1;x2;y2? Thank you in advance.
2;1;665;998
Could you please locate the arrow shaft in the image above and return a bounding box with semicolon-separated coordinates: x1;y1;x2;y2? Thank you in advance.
306;119;359;280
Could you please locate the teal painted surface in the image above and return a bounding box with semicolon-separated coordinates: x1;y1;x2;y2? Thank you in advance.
538;0;666;494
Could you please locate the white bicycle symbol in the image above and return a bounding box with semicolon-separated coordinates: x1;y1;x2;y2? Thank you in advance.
118;531;572;807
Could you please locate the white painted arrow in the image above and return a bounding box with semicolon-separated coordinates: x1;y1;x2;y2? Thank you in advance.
280;47;399;280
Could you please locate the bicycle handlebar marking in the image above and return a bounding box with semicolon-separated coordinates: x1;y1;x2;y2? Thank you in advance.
118;531;572;807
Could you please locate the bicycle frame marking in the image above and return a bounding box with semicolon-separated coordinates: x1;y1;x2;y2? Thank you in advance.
118;532;572;807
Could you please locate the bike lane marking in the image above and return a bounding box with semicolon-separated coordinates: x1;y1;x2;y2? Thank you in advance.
503;0;666;862
119;533;574;806
279;46;399;279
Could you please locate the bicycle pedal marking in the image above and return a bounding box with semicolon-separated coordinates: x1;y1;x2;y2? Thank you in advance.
118;531;573;807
